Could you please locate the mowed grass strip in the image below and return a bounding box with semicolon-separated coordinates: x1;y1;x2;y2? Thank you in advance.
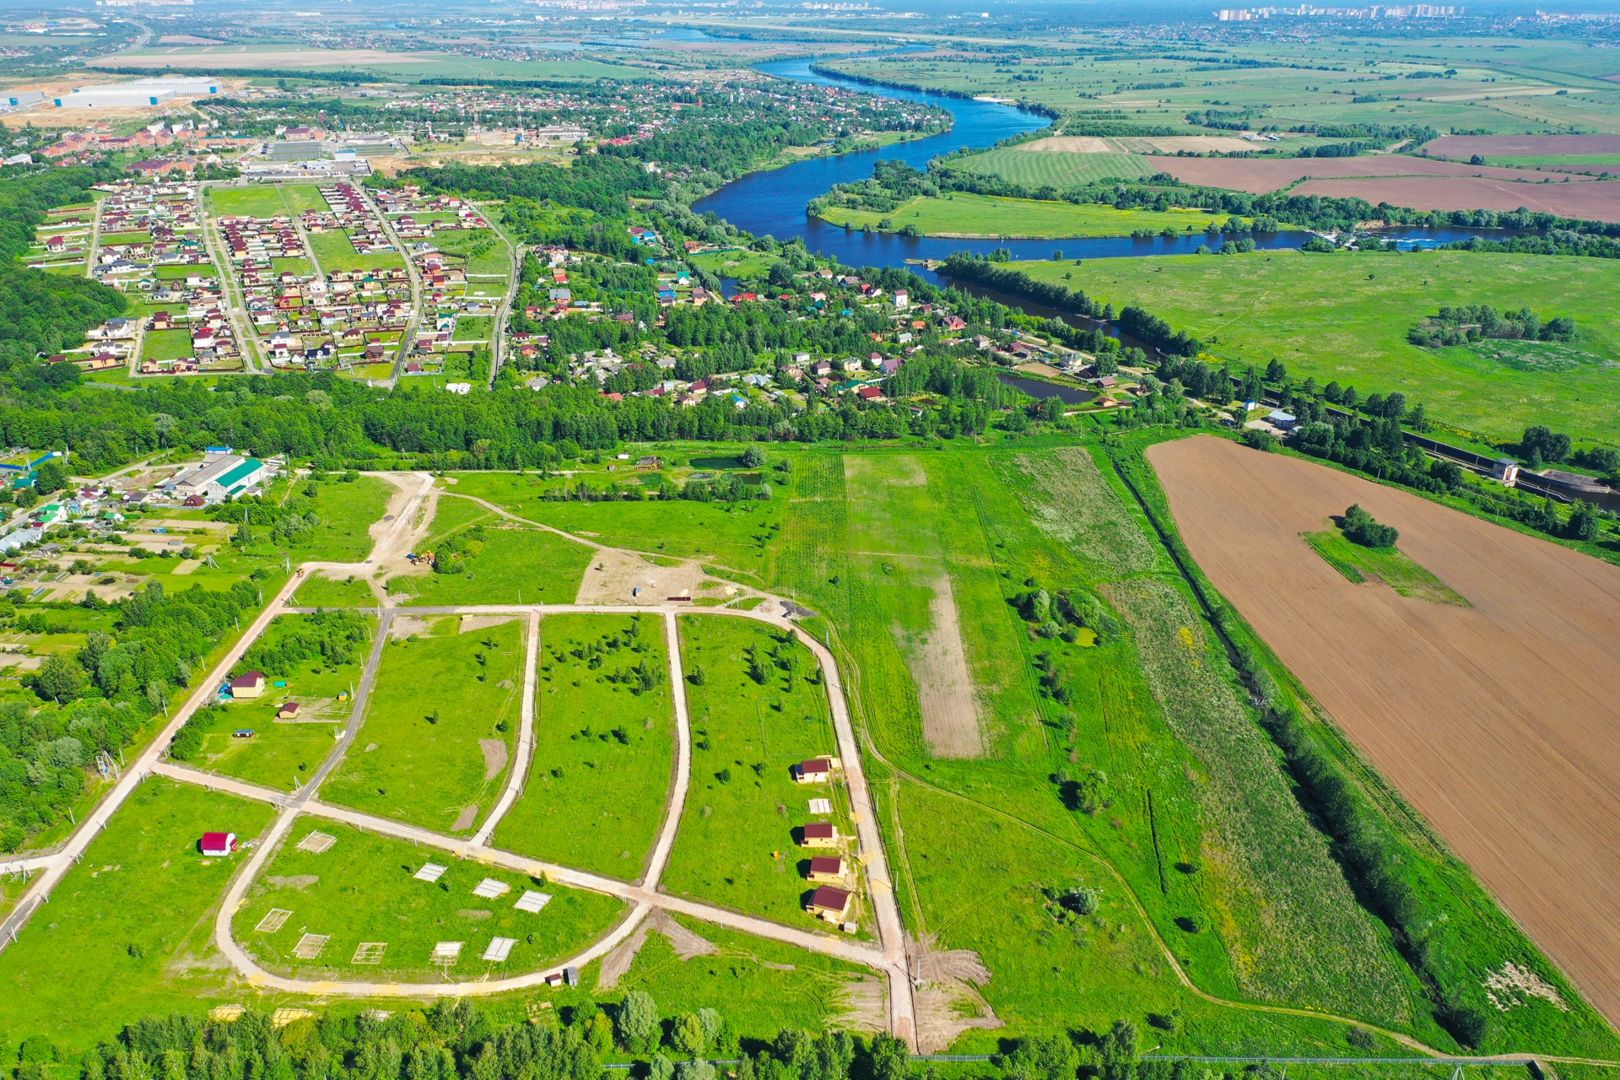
663;616;852;928
1008;249;1620;446
493;614;675;880
0;780;277;1054
232;822;626;979
190;611;376;791
946;147;1153;188
817;192;1233;239
1304;527;1469;606
323;614;523;835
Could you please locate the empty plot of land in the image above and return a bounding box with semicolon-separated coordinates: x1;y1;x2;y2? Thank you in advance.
1149;435;1620;1030
1145;153;1577;193
1291;176;1620;222
1420;134;1620;157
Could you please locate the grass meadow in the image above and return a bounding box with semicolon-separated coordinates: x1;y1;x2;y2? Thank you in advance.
1008;249;1620;447
307;230;405;274
663;616;854;930
292;571;378;608
1305;527;1470;606
207;184;327;218
815;192;1232;238
493;614;675;880
322;614;523;835
0;780;277;1055
232;822;625;980
386;495;594;605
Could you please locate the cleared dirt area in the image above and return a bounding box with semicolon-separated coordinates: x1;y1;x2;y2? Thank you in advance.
572;549;736;607
906;573;984;759
1292;176;1620;222
1421;134;1620;157
1149;435;1620;1029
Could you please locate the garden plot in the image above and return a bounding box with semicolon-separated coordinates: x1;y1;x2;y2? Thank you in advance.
321;614;523;834
231;823;625;979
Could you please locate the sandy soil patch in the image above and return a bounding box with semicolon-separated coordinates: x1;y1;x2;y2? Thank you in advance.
908;935;999;1052
390;614;436;640
831;975;889;1034
1021;135;1117;153
171;559;200;576
904;573;984;759
573;549;735;607
266;875;317;890
0;653;42;671
1149;435;1620;1029
459;614;515;634
597;910;717;988
368;472;438;578
479;738;509;782
452;804;479;832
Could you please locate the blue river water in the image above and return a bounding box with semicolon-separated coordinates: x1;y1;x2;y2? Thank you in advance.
692;56;1512;271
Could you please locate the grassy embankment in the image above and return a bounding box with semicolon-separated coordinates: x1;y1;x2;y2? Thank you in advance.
816;191;1236;239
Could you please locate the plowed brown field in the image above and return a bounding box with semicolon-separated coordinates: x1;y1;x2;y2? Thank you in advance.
1148;436;1620;1028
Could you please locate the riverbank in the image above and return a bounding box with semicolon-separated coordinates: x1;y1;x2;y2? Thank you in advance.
812;191;1243;240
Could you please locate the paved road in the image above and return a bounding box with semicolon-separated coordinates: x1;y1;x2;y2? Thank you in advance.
366;187;424;388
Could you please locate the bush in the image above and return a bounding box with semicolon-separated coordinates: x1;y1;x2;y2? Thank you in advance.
1340;504;1398;548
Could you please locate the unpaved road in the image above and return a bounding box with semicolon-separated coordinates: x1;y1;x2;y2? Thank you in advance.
1150;436;1620;1029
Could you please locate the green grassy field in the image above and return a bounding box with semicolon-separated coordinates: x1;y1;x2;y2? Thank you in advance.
688;249;778;279
945;147;1154;189
140;327;193;362
385;496;594;605
434;228;511;279
1305;527;1470;606
0;780;278;1055
189;611;376;791
99;44;649;83
663;615;853;930
307;230;405;273
815;192;1233;238
322;614;523;835
591;915;878;1034
1006;249;1620;447
208;184;327;218
292;571;378;608
493;614;675;880
232;822;626;979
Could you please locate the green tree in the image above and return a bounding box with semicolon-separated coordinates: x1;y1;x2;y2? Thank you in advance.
616;990;659;1053
33;655;85;704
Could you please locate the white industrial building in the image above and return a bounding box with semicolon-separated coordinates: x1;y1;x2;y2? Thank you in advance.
53;77;218;109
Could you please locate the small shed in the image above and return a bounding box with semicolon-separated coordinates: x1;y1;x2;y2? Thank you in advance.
199;832;237;857
277;702;301;720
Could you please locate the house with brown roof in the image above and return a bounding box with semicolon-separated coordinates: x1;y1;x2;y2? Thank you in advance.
799;822;839;848
794;757;837;783
807;855;846;883
229;671;266;699
805;885;852;922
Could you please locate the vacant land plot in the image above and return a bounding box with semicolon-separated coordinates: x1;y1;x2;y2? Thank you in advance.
493;614;675;880
307;230;404;273
1008;249;1620;446
293;571;377;608
816;191;1233;238
1145;153;1568;193
1292;175;1620;221
1150;435;1620;1033
192;611;375;790
208;184;327;218
323;614;523;835
232;822;625;979
0;780;277;1054
663;616;853;928
386;508;594;605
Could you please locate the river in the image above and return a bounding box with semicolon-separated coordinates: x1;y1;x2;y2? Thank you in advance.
692;55;1515;276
